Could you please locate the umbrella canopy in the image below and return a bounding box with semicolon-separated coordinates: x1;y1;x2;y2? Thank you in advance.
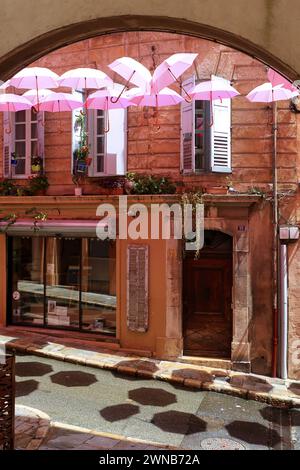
108;57;152;89
85;86;135;110
246;82;298;102
38;92;83;112
127;86;184;107
0;80;10;90
0;93;32;112
23;88;52;106
152;53;198;92
190;76;240;100
58;67;113;89
267;69;297;92
10;67;59;89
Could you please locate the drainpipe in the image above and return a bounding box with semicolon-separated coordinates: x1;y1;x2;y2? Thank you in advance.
279;243;288;379
272;101;279;377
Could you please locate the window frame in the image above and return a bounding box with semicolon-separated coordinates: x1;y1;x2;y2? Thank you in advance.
12;109;39;179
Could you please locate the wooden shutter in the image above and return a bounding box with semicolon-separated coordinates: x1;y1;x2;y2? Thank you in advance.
105;108;126;175
210;78;231;173
127;245;149;332
180;76;195;173
3;112;13;178
37;112;45;167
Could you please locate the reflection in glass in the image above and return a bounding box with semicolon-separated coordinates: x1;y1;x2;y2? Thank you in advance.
45;238;80;328
81;239;116;334
11;237;44;325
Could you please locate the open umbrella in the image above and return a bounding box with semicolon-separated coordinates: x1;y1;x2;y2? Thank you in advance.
10;67;59;111
58;67;113;90
152;53;198;95
108;57;152;103
0;93;32;133
267;69;297;92
126;86;183;130
23;88;52;106
189;75;239;125
38;91;83;133
85;85;134;132
246;82;298;102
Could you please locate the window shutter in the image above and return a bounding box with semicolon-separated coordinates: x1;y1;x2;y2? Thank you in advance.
37;112;45;168
87;109;95;176
106;108;126;175
180;76;195;173
3;112;13;178
127;245;149;332
210;80;231;173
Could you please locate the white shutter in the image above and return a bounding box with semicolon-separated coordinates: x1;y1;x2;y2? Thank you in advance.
3;112;14;178
105;108;126;175
180;76;195;173
37;112;45;170
210;79;231;173
87;109;95;176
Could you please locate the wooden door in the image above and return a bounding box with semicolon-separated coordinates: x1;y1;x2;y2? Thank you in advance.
183;256;232;358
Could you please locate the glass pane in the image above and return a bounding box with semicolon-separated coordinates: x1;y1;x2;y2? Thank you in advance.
15;110;26;122
97;117;104;135
15;141;26;157
15;124;26;140
97;137;104;154
11;237;45;325
97;154;104;173
97;110;104;118
31;123;37;139
82;239;116;335
31;140;38;156
14;158;26;175
45;238;80;329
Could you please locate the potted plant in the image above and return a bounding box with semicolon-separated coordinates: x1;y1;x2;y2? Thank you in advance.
72;174;84;196
99;176;125;195
27;174;49;196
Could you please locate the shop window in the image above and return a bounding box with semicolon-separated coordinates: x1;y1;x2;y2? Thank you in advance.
9;236;116;336
3;110;44;178
181;75;232;173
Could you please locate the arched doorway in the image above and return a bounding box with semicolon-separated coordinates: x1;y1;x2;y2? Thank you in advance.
183;230;233;358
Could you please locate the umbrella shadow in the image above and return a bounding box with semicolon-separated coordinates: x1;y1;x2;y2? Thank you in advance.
226;420;281;447
16;361;53;377
230;375;273;392
100;404;140;422
16;379;39;397
288;382;300;396
50;371;97;387
151;410;207;435
128;387;177;407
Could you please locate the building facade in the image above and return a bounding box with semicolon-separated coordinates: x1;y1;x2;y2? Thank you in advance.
0;32;299;379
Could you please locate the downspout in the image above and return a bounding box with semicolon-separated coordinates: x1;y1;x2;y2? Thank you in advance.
272;101;279;377
279;243;288;379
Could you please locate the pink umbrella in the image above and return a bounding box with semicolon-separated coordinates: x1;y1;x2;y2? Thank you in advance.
10;67;59;111
0;93;32;133
0;80;10;91
152;53;198;94
38;92;83;112
190;75;239;125
267;68;297;92
127;86;184;107
246;82;298;102
58;67;113;89
86;85;134;132
108;57;152;103
23;88;52;106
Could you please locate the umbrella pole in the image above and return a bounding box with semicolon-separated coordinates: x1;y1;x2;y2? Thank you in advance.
5;104;12;134
168;68;192;103
272;100;279;378
111;71;135;104
209;91;214;127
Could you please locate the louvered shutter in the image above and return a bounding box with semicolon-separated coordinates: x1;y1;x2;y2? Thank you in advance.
105;108;126;175
210;81;231;173
3;112;13;178
127;245;149;332
37;112;45;170
180;76;195;173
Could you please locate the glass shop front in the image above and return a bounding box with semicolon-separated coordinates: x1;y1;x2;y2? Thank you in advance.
8;236;116;336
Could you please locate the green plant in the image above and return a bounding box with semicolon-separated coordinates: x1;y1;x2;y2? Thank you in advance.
25;207;48;231
27;174;49;194
125;173;176;195
0;180;17;196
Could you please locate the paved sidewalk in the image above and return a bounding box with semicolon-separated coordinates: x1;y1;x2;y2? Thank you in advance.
15;406;175;450
1;329;300;409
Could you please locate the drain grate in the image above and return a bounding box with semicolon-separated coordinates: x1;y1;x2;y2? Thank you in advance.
200;437;246;450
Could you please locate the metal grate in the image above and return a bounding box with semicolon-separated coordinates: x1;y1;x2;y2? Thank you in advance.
0;354;15;450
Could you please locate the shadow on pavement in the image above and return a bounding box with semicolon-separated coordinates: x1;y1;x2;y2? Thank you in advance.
128;387;177;407
16;361;53;377
151;410;207;434
226;420;281;446
50;371;97;387
100;404;140;422
16;379;39;397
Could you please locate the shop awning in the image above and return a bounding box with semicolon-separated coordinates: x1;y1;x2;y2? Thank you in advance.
0;219;109;237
